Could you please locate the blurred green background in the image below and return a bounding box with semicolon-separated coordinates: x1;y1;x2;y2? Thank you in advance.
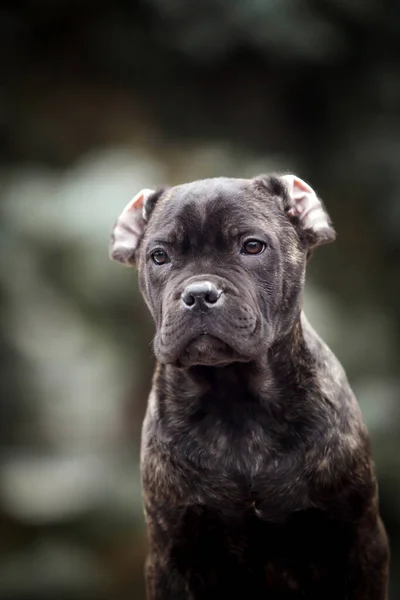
0;1;399;598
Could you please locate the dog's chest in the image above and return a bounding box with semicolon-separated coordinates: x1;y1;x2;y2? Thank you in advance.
169;505;349;599
148;400;313;518
187;440;309;518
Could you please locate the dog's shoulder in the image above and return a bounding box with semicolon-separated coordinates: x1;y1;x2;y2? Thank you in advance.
300;313;376;506
301;311;363;421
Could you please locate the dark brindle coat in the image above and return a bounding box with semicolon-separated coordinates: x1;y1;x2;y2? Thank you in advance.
110;174;389;599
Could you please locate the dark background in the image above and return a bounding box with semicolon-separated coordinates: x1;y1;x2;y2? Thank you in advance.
0;1;399;598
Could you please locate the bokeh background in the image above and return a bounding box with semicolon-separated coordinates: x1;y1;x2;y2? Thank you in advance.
1;1;399;598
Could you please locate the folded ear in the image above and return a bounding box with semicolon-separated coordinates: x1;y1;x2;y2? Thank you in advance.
281;174;336;247
109;188;155;266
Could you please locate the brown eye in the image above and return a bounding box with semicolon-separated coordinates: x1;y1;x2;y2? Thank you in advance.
241;240;266;255
151;249;170;265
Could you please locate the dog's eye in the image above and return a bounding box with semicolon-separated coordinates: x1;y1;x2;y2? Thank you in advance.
241;240;266;255
151;249;170;265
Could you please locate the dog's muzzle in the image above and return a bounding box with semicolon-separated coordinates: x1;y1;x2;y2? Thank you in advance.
154;275;263;367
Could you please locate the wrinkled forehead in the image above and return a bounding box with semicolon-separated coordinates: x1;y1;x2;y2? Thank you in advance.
146;177;283;241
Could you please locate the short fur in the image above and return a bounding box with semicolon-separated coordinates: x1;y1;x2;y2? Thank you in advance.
111;175;389;599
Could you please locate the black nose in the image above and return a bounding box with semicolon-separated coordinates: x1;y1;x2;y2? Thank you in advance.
181;281;222;310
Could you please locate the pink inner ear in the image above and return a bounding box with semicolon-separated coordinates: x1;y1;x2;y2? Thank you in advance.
282;174;330;232
293;177;312;193
127;191;144;212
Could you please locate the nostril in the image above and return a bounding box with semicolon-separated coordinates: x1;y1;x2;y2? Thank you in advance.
184;294;195;307
205;291;220;304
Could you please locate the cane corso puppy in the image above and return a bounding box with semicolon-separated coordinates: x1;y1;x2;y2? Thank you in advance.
110;174;389;599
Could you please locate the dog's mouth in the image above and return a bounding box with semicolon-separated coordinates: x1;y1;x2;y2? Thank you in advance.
177;334;250;368
156;296;263;367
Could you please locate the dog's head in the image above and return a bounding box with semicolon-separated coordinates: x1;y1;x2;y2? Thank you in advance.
110;175;335;367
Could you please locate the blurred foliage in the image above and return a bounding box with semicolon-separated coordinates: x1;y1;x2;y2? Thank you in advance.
0;0;399;598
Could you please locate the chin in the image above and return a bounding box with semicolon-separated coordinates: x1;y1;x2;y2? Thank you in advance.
172;335;252;368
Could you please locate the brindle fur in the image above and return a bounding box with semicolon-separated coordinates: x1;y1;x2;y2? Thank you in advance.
118;176;389;598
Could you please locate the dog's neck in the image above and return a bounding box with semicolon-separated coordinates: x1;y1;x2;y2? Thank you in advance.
155;316;313;410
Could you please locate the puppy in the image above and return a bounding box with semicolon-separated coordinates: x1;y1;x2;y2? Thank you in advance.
110;174;389;599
